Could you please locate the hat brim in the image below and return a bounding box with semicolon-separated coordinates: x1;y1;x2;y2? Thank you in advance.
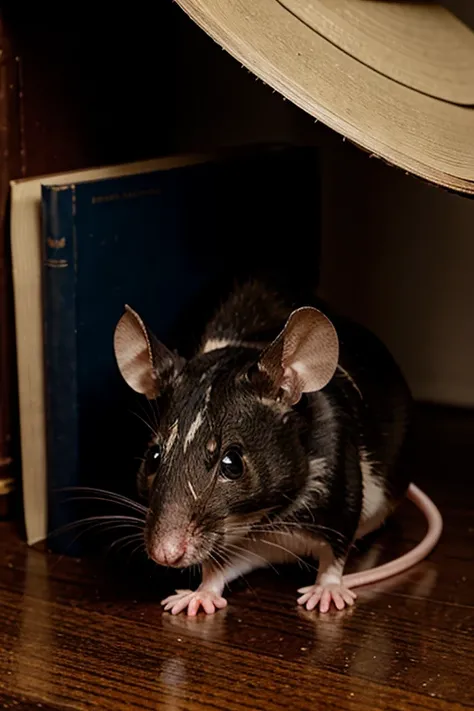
175;0;474;195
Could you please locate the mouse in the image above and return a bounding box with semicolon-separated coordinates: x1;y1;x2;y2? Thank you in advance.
113;279;442;616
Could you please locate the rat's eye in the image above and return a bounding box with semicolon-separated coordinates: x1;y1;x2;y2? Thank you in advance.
220;448;244;480
145;444;162;476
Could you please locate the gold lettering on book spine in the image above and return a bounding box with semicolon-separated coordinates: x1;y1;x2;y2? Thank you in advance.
46;258;68;268
91;187;161;204
47;236;66;249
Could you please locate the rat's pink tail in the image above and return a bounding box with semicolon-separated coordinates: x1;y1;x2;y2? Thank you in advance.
342;483;443;589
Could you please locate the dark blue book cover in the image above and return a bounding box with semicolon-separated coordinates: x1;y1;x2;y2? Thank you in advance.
41;145;321;554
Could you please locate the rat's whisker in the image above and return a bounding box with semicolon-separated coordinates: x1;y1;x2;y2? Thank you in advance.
215;542;259;571
47;514;145;541
52;520;142;546
248;536;315;571
60;495;147;519
127;540;146;565
107;531;145;554
213;544;242;574
281;493;316;524
224;520;348;545
222;541;280;576
113;536;145;563
135;393;161;433
56;486;147;515
213;544;259;598
222;541;268;567
207;550;226;577
129;405;158;439
141;394;160;435
111;536;147;568
48;521;145;572
262;516;345;537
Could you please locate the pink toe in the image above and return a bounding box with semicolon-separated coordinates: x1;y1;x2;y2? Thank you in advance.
320;589;332;613
332;592;345;610
187;598;200;616
306;592;321;611
202;598;215;615
341;588;356;605
297;593;310;606
214;597;228;610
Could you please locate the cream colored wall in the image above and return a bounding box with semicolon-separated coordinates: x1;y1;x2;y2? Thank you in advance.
173;6;474;407
319;141;474;407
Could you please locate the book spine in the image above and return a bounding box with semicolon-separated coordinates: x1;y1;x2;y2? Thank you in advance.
42;184;80;554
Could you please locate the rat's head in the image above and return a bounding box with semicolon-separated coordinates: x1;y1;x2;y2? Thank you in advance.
113;303;338;569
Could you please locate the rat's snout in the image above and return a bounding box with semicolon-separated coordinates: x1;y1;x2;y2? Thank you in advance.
146;515;200;568
151;535;188;567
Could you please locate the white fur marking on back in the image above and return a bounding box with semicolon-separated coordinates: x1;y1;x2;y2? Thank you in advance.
202;338;266;354
358;447;388;534
285;456;328;519
256;531;326;562
307;457;329;499
202;339;241;353
184;410;204;451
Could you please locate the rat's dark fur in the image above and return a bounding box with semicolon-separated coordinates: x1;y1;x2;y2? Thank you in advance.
134;281;412;563
114;279;413;614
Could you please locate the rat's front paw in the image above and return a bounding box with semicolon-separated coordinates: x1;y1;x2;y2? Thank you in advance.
161;587;228;616
297;583;356;613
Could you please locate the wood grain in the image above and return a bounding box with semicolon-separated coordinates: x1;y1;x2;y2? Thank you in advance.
0;404;473;710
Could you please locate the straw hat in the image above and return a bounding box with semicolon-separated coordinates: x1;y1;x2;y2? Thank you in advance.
174;0;474;195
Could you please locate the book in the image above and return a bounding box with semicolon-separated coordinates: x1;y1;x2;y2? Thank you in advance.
174;0;474;196
0;0;177;528
10;145;321;553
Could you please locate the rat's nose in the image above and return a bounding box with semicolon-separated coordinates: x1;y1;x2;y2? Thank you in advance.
151;537;188;567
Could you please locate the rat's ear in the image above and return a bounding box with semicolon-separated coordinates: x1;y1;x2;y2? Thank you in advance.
257;307;339;406
113;305;185;399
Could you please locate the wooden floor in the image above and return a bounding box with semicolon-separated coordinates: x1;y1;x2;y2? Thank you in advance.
1;405;473;711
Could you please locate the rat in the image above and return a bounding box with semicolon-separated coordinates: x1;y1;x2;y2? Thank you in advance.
113;280;442;616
